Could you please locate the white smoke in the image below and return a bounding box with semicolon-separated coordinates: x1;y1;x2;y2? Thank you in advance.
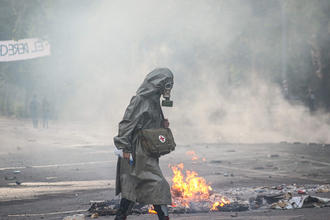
41;0;330;144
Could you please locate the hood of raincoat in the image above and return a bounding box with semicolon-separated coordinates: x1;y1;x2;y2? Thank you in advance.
136;68;174;97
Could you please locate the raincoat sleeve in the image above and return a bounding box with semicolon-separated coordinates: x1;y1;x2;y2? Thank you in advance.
114;96;145;153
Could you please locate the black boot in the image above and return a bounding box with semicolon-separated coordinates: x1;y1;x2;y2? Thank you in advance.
153;205;169;220
115;198;134;220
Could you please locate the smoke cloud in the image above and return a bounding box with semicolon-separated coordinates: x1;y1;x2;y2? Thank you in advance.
31;0;330;144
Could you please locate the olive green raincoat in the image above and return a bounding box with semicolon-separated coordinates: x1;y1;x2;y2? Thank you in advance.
114;68;173;205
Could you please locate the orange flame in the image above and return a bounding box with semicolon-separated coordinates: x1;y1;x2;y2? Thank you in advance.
171;162;231;211
148;209;157;214
210;197;231;211
171;163;212;207
186;151;199;160
148;206;157;214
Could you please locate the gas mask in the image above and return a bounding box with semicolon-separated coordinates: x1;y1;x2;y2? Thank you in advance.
161;82;173;107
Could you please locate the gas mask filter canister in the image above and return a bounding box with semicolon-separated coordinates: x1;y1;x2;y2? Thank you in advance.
161;82;173;107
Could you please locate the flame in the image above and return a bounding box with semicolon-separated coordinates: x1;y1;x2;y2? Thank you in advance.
148;205;157;214
170;163;212;207
170;162;231;211
210;197;231;211
148;209;157;214
186;151;199;160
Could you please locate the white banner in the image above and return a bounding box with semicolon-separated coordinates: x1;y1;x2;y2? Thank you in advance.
0;38;51;62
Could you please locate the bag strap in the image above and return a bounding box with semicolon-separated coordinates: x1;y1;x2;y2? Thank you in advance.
159;102;165;120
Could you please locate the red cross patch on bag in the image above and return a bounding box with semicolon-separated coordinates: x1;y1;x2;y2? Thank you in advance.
159;135;166;143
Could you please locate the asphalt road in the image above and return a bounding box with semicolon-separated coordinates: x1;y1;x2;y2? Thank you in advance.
0;119;330;220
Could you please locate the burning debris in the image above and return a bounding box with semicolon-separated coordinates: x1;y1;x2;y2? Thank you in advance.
88;184;330;217
88;162;248;216
170;163;231;211
88;182;330;217
88;152;330;216
215;202;249;212
87;161;234;216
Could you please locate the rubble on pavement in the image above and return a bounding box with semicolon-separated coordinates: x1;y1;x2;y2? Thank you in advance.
63;214;85;220
87;184;330;216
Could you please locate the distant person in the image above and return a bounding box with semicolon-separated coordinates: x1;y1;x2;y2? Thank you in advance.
42;97;50;128
29;95;39;128
282;79;289;99
307;88;316;112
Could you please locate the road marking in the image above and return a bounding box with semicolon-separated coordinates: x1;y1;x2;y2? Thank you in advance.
0;160;113;171
0;180;115;202
8;209;87;217
6;180;115;187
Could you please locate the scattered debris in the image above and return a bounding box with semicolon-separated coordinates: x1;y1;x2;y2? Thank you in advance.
230;212;238;217
63;214;85;220
89;199;155;216
89;198;242;215
89;200;120;216
275;185;284;190
270;196;330;210
88;184;330;217
254;189;266;193
217;202;249;212
91;213;99;218
316;185;330;193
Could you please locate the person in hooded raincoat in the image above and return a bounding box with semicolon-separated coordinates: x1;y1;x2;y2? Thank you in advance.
113;68;174;220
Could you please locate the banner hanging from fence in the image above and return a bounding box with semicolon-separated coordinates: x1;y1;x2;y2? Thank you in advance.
0;38;51;62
